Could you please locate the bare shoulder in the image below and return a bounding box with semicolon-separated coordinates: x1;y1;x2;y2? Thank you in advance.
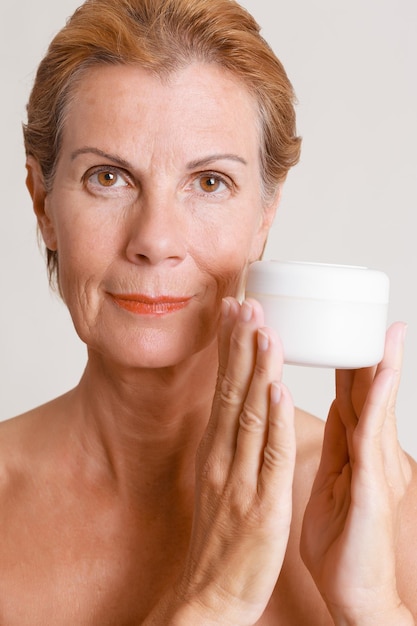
294;406;325;481
0;401;52;450
0;409;36;464
291;408;325;525
291;407;325;529
0;396;70;494
0;406;47;490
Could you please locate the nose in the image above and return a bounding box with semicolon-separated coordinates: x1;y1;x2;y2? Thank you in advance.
125;191;187;267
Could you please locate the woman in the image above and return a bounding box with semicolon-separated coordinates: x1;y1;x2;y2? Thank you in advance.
1;0;415;623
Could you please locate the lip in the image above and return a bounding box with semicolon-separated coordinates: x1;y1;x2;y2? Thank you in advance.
110;293;191;316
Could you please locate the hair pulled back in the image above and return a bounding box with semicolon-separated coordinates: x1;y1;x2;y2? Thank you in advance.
24;0;301;284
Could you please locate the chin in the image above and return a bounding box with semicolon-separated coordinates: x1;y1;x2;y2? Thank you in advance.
85;325;216;372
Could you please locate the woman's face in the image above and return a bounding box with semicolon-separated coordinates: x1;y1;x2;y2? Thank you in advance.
31;63;277;369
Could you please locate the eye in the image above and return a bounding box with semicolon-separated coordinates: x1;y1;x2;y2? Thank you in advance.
200;175;223;193
96;171;125;187
85;166;130;190
194;172;230;196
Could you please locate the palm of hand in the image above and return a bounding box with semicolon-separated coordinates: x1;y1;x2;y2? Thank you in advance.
300;323;411;621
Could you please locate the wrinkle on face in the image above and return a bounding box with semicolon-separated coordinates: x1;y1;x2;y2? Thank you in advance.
43;63;276;370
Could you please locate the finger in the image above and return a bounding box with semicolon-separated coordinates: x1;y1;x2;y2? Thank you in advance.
216;297;241;397
258;382;296;506
232;325;284;483
338;323;409;499
377;322;407;374
204;299;265;465
349;323;405;430
351;367;397;495
350;366;377;418
197;297;240;472
335;369;358;461
377;322;406;432
200;297;239;451
376;323;410;486
372;323;406;475
353;367;396;455
311;400;349;494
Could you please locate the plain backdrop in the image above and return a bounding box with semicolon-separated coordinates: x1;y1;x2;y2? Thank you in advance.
1;1;416;456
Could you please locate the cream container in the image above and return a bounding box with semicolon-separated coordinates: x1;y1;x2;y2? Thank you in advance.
245;260;390;369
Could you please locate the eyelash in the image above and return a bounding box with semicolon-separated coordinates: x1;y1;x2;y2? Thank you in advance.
83;165;132;191
83;166;233;198
191;171;233;198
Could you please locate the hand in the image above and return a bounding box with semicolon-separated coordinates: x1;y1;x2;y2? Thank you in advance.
300;322;414;625
167;298;296;625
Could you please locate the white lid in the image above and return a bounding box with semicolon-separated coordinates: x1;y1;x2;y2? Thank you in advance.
246;260;390;303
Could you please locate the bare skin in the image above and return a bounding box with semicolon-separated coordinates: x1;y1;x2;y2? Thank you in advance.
0;388;324;624
0;319;416;625
3;62;416;624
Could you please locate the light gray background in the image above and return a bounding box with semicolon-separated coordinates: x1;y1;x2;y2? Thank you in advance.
1;1;416;455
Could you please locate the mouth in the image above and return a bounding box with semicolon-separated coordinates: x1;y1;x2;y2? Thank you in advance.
110;293;191;316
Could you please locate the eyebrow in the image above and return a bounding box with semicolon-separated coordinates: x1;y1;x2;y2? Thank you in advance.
71;147;248;171
71;147;133;169
186;154;248;169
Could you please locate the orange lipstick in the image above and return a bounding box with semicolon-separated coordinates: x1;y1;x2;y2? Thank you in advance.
111;294;190;316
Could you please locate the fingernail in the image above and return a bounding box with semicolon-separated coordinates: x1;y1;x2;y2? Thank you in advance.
222;298;231;319
270;382;282;405
257;328;269;351
241;300;253;322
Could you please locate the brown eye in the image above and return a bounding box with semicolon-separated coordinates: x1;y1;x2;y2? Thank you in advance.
97;171;118;187
87;167;129;190
199;175;223;193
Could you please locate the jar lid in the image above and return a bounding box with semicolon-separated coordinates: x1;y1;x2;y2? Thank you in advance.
246;260;390;303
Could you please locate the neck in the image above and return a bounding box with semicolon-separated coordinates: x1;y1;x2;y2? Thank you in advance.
69;338;219;496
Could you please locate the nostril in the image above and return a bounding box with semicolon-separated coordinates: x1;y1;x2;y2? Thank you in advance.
133;253;185;268
124;202;187;266
127;244;186;267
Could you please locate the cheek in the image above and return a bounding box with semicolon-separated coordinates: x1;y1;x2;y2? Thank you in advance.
191;217;263;299
55;203;115;271
57;236;100;294
53;213;114;322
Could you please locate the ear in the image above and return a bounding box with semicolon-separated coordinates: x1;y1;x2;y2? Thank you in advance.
26;156;57;251
249;185;283;262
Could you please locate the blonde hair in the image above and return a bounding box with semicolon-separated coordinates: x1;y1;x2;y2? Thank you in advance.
24;0;301;286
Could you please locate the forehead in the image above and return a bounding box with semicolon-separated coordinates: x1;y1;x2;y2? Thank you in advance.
61;63;261;163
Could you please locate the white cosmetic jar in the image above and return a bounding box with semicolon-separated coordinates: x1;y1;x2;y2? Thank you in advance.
245;260;390;369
